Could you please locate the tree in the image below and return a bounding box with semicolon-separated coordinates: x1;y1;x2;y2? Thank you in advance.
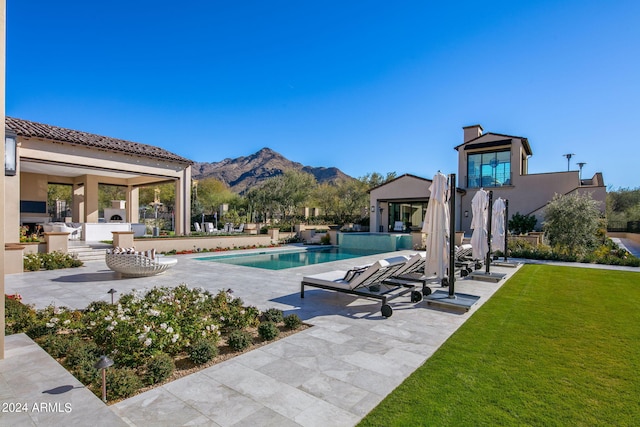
333;179;369;223
543;192;602;256
508;212;537;235
359;171;397;189
195;178;235;215
246;170;316;224
606;187;640;225
310;183;339;219
139;183;175;211
47;184;72;219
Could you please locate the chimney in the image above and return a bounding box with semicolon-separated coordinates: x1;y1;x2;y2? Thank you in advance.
463;124;483;143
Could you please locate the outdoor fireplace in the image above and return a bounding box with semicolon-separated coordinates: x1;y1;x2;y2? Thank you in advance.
104;200;126;223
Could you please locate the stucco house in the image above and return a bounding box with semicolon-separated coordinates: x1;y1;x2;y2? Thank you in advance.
456;124;605;232
4;117;193;244
369;124;606;234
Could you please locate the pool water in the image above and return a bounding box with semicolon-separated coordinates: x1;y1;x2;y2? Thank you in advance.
196;247;388;270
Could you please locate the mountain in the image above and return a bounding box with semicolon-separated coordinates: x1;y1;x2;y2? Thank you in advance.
191;147;353;194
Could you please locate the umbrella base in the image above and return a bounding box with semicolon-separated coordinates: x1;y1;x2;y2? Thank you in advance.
467;271;507;282
491;261;522;268
424;290;480;312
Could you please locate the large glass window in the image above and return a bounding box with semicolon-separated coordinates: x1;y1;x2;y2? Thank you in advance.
467;150;511;188
388;201;428;232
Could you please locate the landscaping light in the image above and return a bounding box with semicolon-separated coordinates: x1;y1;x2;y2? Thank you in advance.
107;288;117;304
94;355;114;403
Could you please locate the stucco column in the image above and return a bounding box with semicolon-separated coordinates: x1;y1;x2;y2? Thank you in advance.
2;0;7;359
174;166;191;235
127;186;139;224
73;181;86;223
3;172;19;242
84;175;100;223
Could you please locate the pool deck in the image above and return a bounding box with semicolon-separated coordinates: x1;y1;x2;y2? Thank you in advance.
2;247;638;426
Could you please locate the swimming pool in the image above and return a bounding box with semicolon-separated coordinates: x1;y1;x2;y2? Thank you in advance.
196;247;388;270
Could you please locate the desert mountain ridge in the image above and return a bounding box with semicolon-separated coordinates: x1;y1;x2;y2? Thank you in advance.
191;147;353;194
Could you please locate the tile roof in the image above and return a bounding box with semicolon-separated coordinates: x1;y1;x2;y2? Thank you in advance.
6;116;193;164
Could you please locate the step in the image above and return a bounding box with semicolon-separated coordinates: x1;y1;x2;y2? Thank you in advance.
68;245;108;263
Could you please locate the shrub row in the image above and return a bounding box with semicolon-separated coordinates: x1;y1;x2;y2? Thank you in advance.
23;251;83;271
4;291;305;402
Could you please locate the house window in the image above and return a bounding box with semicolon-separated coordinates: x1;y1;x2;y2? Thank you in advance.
467;150;511;188
388;201;428;231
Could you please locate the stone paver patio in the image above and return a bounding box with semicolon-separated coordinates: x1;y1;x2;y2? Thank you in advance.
0;246;551;426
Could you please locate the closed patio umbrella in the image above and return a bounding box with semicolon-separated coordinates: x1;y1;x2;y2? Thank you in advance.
422;172;449;280
470;188;489;261
492;197;506;254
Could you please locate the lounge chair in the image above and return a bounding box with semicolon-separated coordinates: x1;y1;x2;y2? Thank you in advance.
233;223;245;233
455;244;480;275
204;222;217;233
300;256;424;317
194;222;202;232
105;247;177;277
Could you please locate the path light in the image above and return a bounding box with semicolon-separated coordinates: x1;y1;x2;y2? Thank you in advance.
94;355;114;403
107;288;117;305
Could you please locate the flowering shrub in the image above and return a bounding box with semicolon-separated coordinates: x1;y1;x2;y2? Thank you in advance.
82;285;229;366
5;286;304;403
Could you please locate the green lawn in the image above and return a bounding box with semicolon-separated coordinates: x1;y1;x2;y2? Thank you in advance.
359;265;640;426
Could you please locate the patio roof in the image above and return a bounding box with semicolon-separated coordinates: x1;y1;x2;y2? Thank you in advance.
6;116;193;165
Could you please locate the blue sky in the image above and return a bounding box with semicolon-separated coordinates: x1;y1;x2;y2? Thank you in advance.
6;1;639;189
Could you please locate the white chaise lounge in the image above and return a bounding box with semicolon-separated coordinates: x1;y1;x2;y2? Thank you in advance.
300;255;424;317
105;248;177;277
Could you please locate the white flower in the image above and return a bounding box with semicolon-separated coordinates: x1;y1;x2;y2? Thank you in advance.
63;319;71;325
160;323;167;330
90;321;96;326
104;315;112;321
171;334;179;343
138;334;146;341
201;331;206;336
144;338;152;347
166;326;174;334
143;325;151;333
111;321;117;326
106;325;114;331
46;322;54;328
148;309;160;317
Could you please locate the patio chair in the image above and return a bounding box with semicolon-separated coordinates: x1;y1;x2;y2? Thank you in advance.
393;221;405;232
233;223;245;233
300;256;424;317
44;222;82;240
194;222;202;232
204;222;218;233
105;247;177;277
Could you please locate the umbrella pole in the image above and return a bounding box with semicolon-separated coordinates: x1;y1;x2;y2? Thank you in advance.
504;199;509;262
486;191;493;274
448;173;456;298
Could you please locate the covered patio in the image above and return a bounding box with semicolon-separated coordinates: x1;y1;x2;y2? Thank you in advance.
4;117;193;244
